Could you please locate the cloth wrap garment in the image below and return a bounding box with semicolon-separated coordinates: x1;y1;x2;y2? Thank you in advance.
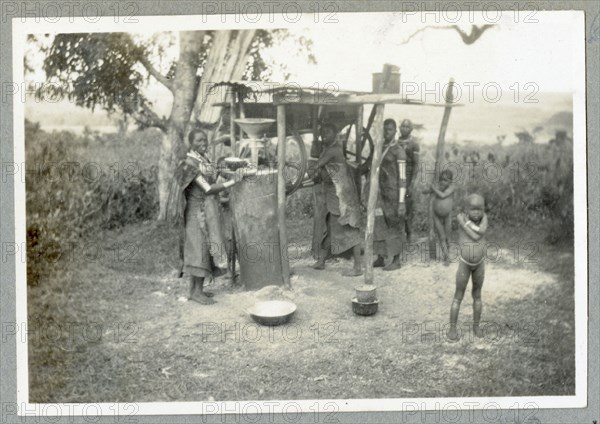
364;141;407;257
399;136;419;228
313;141;363;256
166;152;228;278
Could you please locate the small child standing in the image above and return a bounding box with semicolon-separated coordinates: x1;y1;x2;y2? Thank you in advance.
447;194;488;341
430;169;455;264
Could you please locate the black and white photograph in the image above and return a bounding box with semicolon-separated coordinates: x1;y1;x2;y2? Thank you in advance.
5;2;593;419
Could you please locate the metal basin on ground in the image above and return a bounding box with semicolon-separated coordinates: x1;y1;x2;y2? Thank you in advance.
355;285;377;303
246;300;297;326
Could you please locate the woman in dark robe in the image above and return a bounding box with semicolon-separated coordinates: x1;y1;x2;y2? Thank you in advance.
167;129;243;305
311;122;364;276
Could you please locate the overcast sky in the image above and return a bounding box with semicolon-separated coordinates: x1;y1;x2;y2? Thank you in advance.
24;10;582;113
269;11;581;94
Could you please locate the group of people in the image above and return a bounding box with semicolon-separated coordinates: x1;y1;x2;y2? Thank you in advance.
169;119;489;340
308;117;488;339
309;118;420;274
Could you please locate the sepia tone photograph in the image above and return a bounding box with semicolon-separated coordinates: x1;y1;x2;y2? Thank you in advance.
10;5;588;416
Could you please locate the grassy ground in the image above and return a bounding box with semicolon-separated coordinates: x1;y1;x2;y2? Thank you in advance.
27;216;575;402
25;116;575;402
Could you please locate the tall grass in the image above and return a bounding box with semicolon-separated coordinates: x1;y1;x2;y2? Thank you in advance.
25;120;573;285
410;141;574;238
25;120;162;285
287;139;573;242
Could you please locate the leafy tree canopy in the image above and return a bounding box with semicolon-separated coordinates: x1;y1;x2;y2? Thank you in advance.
34;30;316;131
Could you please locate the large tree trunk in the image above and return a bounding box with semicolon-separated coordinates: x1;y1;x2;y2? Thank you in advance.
157;31;205;220
157;29;256;220
192;30;256;140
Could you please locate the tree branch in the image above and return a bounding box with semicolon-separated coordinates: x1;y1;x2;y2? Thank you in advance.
137;55;174;92
396;26;430;46
395;24;495;46
129;100;169;132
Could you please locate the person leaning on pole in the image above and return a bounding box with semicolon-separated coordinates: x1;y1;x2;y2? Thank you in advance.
363;118;407;271
397;119;420;243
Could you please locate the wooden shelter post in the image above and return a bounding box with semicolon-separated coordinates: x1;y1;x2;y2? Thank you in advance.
354;105;364;198
355;105;364;164
364;63;396;284
428;78;456;259
363;103;385;285
311;106;319;142
277;104;291;288
237;91;245;146
229;90;237;156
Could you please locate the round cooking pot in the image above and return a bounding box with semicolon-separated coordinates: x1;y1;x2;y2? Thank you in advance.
351;297;379;316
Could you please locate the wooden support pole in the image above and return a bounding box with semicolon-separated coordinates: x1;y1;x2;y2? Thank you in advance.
238;91;245;147
230;91;237;156
428;78;456;260
435;78;455;177
310;106;320;157
277;104;291;288
312;107;319;139
363;103;385;285
365;105;378;133
355;105;364;165
309;106;324;260
355;105;364;198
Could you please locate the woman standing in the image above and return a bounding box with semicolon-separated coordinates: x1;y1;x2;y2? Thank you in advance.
311;122;363;276
168;129;243;305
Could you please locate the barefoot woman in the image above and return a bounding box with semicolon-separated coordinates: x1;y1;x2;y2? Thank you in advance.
168;129;243;304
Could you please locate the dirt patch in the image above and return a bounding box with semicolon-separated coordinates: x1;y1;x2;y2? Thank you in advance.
27;222;575;402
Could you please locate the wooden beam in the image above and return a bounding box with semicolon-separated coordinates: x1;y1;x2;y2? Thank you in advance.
272;92;464;106
277;104;291;288
345;93;458;105
428;78;456;260
363;103;385;285
218;97;463;107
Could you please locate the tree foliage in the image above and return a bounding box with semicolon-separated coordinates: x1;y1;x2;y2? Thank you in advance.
244;29;317;81
37;30;315;132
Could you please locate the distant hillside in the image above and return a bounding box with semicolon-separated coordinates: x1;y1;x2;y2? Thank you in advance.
545;111;573;128
25;97;121;133
386;91;573;145
24;91;574;145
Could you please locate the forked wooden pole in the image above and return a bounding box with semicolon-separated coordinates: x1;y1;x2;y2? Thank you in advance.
363;103;385;285
428;78;455;260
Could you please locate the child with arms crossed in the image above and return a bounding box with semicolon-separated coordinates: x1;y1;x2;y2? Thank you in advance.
447;194;488;341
